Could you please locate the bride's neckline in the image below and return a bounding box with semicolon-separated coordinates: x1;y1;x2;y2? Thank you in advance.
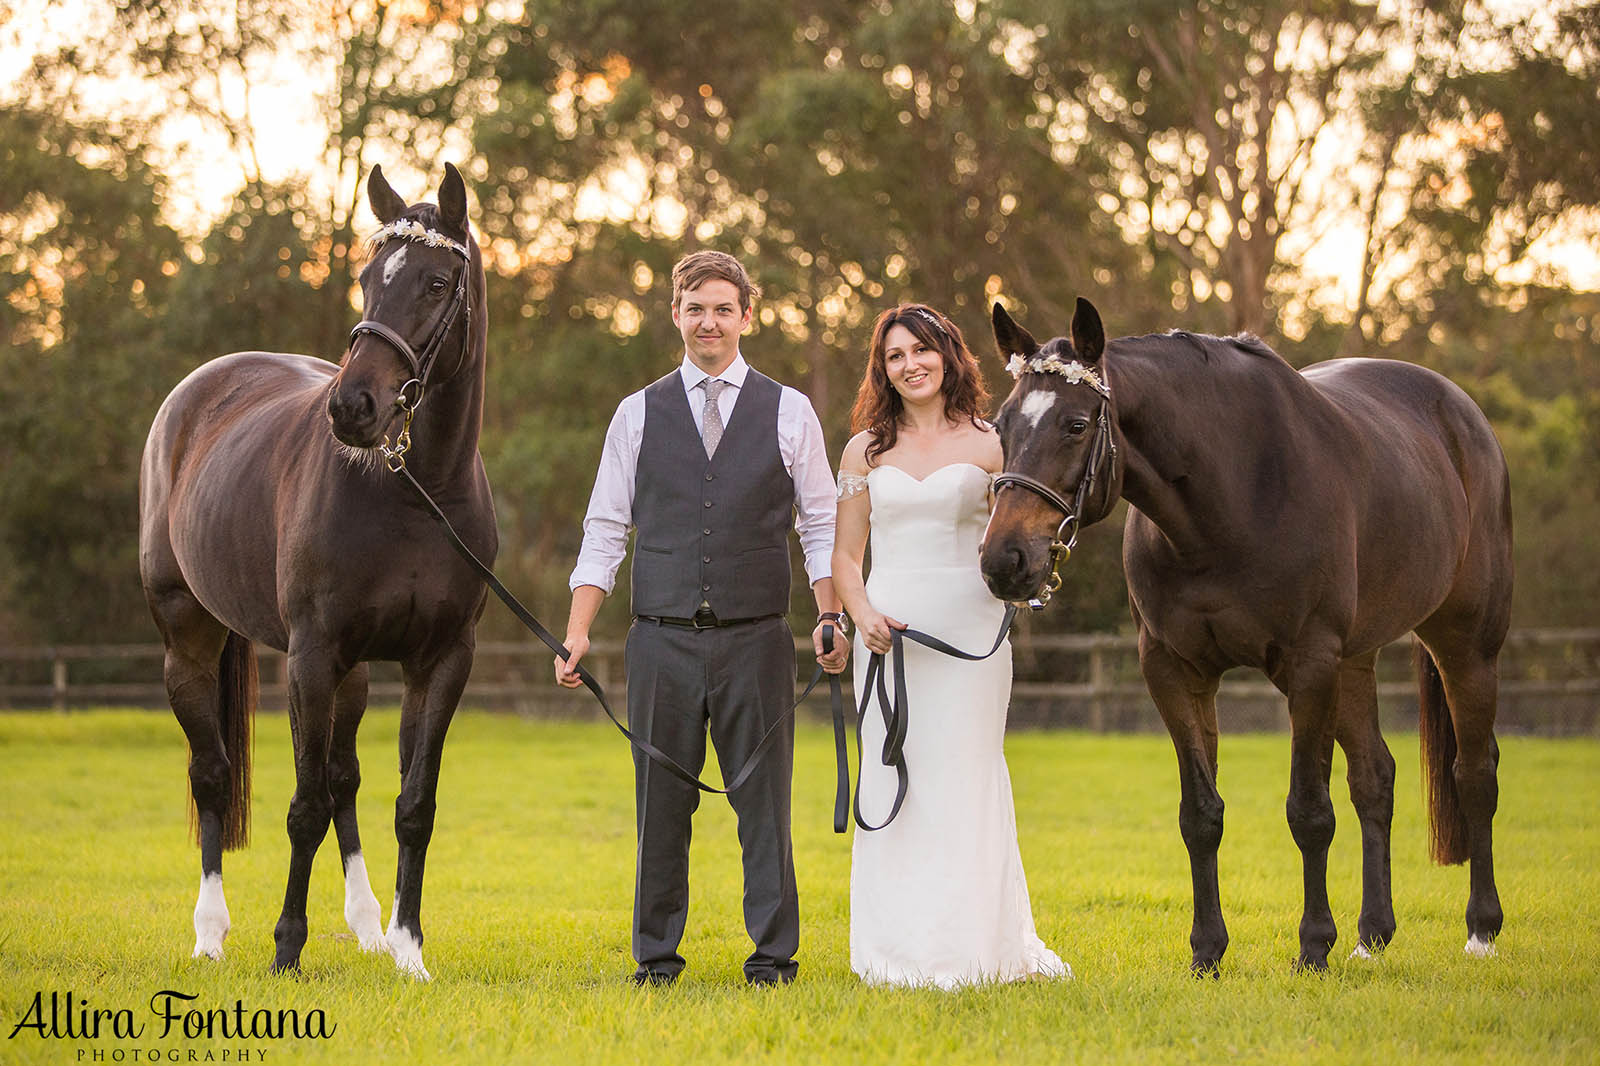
868;461;993;484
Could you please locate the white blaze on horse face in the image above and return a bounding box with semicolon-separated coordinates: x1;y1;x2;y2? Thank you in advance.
386;904;431;981
1019;389;1057;429
192;872;229;960
381;245;408;285
342;852;386;952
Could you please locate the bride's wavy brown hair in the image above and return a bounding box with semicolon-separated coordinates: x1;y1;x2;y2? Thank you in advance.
850;303;991;465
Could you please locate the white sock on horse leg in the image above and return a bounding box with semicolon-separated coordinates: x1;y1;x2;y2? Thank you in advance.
342;852;385;951
192;873;229;959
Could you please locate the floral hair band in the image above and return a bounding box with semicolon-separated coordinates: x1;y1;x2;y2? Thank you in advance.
1004;352;1110;396
366;218;470;260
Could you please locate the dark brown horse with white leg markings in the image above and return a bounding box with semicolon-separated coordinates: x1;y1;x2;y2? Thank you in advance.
978;298;1511;973
139;164;494;978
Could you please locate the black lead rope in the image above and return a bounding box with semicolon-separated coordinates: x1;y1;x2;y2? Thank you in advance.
397;463;1012;831
396;465;831;796
842;603;1019;833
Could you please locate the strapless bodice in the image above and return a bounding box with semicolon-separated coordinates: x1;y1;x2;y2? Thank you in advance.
865;462;994;573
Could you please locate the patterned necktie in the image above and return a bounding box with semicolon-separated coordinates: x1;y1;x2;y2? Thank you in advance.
699;378;728;459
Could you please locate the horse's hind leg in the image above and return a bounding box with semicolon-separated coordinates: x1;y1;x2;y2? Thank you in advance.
1139;634;1228;974
328;664;385;951
147;585;235;959
1334;652;1396;956
1420;632;1504;956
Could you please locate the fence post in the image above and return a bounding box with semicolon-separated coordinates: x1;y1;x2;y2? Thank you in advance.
53;653;68;710
1088;643;1107;732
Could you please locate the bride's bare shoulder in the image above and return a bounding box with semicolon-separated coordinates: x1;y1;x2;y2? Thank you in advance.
839;430;876;473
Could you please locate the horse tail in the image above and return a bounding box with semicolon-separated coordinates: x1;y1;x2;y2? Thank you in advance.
1417;640;1468;865
218;631;257;851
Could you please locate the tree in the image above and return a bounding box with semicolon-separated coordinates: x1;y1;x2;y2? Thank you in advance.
0;104;189;642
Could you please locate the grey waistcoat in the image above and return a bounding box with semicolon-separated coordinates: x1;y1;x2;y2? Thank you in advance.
630;369;794;619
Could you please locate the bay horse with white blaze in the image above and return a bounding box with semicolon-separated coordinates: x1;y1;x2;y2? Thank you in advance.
139;164;494;979
979;298;1511;973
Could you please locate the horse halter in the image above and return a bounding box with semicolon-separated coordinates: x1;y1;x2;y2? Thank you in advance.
992;378;1117;611
347;219;473;471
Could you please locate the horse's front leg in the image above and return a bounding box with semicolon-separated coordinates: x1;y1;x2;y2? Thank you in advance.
327;663;385;951
385;641;474;981
1139;635;1228;974
1334;652;1397;956
271;648;345;974
1279;647;1341;971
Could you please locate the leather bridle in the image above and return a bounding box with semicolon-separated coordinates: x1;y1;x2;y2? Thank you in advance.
992;394;1117;610
346;223;473;471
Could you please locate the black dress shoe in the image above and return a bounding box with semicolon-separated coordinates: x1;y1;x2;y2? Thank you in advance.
745;972;795;988
632;971;679;987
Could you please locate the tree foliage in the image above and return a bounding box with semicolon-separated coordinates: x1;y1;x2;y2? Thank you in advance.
0;0;1594;647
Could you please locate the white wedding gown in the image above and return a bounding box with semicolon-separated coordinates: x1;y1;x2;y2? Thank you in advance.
849;462;1069;988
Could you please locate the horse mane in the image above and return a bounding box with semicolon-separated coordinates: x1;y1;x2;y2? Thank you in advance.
1148;329;1287;365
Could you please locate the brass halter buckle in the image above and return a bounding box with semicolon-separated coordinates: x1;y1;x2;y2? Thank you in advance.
380;379;425;472
1029;513;1079;611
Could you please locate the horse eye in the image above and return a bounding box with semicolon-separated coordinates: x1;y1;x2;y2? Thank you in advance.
1068;418;1090;435
429;277;448;293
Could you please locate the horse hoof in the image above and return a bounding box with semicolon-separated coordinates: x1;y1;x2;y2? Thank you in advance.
1349;943;1380;961
386;924;431;981
1464;934;1497;958
1293;953;1330;973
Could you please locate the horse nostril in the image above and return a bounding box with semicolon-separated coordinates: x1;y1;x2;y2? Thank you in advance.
328;385;378;427
1010;547;1028;575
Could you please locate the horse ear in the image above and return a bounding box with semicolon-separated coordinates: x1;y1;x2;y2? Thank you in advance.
1071;297;1105;365
992;302;1038;358
367;165;408;224
439;163;468;234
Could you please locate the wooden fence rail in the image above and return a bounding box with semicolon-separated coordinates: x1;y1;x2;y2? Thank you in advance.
3;628;1597;736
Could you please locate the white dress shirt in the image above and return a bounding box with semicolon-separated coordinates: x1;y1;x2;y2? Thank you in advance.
569;353;837;595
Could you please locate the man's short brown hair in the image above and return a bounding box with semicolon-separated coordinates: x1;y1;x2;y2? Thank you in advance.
670;250;761;313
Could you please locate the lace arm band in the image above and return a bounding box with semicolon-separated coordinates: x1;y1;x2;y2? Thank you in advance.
836;471;869;501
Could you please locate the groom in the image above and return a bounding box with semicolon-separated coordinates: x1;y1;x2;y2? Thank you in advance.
556;250;847;986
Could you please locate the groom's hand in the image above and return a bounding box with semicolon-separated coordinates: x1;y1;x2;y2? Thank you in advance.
813;621;849;674
555;632;590;688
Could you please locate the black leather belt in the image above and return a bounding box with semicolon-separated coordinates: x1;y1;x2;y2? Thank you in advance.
636;611;783;629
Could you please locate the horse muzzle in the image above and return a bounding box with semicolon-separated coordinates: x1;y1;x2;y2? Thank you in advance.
979;533;1056;605
327;379;396;448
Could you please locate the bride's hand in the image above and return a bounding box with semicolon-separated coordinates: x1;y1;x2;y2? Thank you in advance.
858;609;907;655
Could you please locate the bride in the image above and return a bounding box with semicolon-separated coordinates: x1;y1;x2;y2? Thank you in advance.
832;302;1069;988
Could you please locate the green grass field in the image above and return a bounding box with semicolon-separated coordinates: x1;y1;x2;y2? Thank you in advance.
1;708;1596;1065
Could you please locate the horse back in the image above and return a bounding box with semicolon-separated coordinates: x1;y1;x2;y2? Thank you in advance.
1301;357;1508;510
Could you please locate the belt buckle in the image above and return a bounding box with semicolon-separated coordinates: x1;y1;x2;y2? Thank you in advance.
692;609;718;629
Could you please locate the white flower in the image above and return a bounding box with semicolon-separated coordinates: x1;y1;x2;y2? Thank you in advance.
369;219;470;259
1005;353;1110;396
